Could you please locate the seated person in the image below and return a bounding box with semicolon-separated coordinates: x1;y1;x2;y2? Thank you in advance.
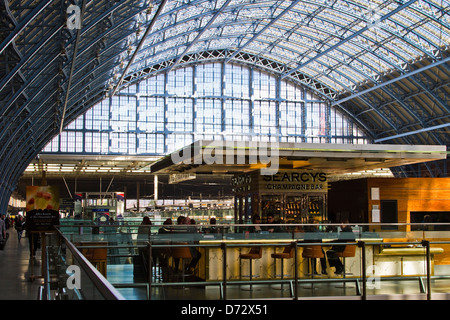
248;214;263;233
205;217;219;234
321;220;355;275
183;217;201;275
266;213;285;233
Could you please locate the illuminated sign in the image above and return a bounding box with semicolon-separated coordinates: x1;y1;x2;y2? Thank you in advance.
233;170;327;193
262;171;327;192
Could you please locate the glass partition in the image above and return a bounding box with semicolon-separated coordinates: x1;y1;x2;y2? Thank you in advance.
49;221;450;300
43;232;125;300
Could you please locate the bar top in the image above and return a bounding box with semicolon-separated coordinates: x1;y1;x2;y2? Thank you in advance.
377;247;444;256
198;237;383;245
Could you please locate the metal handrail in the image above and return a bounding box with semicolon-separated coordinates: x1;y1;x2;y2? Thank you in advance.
55;224;450;300
43;246;52;300
144;239;445;300
55;229;126;300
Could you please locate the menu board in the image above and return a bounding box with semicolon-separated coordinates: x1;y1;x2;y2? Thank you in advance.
26;209;60;232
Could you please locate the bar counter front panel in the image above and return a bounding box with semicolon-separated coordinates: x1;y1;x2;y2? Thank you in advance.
198;236;372;281
151;232;444;281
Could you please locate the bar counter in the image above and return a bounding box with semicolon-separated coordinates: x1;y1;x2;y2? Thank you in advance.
192;236;443;281
196;236;375;281
150;230;444;282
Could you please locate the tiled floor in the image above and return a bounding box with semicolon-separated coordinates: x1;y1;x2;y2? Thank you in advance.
0;230;43;300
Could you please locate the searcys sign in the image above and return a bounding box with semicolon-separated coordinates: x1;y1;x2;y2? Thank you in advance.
260;171;327;193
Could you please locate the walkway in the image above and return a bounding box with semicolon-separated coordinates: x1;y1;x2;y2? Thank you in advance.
0;229;43;300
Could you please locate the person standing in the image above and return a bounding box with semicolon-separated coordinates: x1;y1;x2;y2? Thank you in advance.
15;216;24;242
22;218;39;257
0;217;6;243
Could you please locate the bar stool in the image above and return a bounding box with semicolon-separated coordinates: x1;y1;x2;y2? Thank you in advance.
271;245;294;288
239;246;263;290
335;244;356;288
271;245;294;289
301;244;324;289
170;244;192;283
149;242;170;282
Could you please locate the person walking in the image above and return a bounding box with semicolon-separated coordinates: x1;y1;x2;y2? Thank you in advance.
15;216;24;242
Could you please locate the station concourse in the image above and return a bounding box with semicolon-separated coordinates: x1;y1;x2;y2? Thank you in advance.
0;0;448;302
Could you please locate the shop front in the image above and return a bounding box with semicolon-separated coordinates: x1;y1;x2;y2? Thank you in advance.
232;169;328;224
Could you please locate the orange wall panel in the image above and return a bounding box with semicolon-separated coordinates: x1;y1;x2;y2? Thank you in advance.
330;177;450;230
366;178;450;231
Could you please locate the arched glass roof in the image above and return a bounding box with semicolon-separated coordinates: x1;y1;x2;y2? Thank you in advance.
0;0;449;211
127;0;449;94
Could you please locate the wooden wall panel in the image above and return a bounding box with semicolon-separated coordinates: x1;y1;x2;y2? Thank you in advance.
330;177;450;228
366;178;450;231
331;177;450;264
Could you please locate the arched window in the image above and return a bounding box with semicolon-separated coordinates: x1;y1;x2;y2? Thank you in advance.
43;63;369;155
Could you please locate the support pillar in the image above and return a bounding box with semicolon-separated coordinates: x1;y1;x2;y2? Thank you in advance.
154;175;158;203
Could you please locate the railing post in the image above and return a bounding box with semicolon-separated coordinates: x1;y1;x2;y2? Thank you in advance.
293;241;298;300
358;241;366;300
43;246;49;300
148;241;152;300
422;240;431;300
221;242;227;300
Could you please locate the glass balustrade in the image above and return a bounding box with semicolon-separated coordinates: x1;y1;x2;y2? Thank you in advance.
43;219;450;300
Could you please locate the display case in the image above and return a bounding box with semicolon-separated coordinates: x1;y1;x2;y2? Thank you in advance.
285;195;307;222
261;195;283;221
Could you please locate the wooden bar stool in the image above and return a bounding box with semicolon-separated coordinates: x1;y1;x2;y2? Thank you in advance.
77;242;108;278
271;245;294;288
239;246;262;290
302;244;324;289
335;244;356;288
170;244;192;283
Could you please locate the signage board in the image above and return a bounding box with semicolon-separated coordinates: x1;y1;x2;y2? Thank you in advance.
261;171;327;192
169;173;196;184
26;185;60;232
232;170;328;194
26;209;60;232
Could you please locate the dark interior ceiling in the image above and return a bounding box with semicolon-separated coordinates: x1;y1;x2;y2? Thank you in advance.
15;141;446;203
1;0;449;211
17;174;234;203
